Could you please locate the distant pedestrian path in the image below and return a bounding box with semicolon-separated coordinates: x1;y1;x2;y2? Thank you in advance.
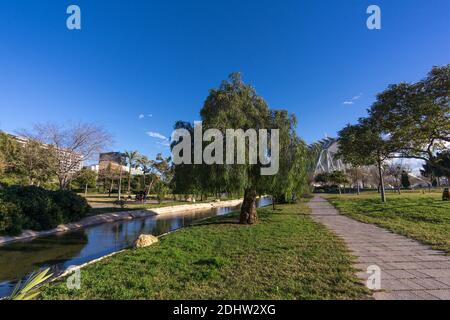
308;196;450;300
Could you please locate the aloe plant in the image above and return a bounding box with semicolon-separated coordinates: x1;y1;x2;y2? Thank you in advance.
8;268;53;300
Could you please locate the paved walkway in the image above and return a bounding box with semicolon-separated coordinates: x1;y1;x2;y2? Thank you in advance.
308;196;450;300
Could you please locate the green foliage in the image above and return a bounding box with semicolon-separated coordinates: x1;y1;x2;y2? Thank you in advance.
329;171;349;185
315;171;348;186
0;186;90;236
0;132;23;185
262;111;310;203
315;171;348;194
52;190;90;221
199;73;270;196
422;151;450;180
401;171;411;189
72;168;97;190
154;180;169;203
315;172;331;184
2;185;64;231
9;268;53;300
337;117;398;168
18;140;57;186
367;65;450;174
124;150;140;195
113;199;127;208
0;152;5;176
0;199;23;235
337;65;450;201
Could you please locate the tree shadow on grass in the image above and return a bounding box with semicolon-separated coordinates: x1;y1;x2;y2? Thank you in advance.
189;220;242;228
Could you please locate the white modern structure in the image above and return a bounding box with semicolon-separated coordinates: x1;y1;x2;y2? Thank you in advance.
314;138;347;174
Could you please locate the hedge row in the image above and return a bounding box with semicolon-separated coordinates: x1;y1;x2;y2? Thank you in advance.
0;186;90;236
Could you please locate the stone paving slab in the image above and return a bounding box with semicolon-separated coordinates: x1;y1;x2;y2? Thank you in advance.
308;196;450;300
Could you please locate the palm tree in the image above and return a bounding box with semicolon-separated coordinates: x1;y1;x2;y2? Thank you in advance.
124;150;139;197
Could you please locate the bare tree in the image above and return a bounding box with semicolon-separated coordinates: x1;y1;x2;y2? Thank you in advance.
385;162;403;194
20;123;113;190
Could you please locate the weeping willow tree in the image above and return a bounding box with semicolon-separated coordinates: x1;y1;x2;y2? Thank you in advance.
171;73;311;224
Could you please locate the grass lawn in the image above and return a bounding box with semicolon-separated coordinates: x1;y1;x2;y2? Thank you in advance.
325;191;450;254
41;201;368;300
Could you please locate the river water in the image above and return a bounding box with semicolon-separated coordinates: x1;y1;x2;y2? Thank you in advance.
0;197;271;298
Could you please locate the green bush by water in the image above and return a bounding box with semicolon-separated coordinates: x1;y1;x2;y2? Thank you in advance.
0;186;90;236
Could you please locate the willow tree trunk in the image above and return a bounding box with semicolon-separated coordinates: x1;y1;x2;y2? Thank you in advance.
240;188;257;224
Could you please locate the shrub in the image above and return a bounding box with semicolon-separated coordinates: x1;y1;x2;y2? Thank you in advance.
0;186;91;236
113;199;127;208
2;186;63;231
52;190;90;222
0;200;23;236
154;181;169;204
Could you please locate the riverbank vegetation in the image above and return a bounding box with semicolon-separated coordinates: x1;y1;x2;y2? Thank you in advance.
0;186;90;236
41;201;368;300
326;192;450;254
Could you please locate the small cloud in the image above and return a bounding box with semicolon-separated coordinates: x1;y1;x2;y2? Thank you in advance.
146;131;170;148
148;114;153;117
138;114;145;119
146;131;168;140
343;93;363;105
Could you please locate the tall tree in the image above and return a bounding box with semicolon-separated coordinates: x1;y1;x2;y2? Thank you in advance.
170;121;199;198
385;163;403;194
201;73;274;223
337;117;398;203
328;171;349;195
73;168;98;197
136;155;153;198
172;73;308;223
124;150;139;196
17;139;57;186
369;65;450;175
0;133;22;185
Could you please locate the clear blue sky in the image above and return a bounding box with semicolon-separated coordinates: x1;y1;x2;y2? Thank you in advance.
0;0;449;160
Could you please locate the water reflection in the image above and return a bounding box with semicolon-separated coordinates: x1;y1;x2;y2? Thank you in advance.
0;197;271;297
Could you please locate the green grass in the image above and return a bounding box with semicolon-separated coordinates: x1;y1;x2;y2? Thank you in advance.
41;201;368;300
325;191;450;254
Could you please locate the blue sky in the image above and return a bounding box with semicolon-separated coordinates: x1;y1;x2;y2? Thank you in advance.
0;0;449;161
